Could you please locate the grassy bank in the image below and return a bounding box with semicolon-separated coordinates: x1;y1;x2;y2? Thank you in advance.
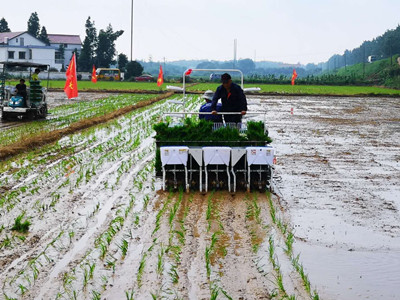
5;80;400;96
187;83;400;96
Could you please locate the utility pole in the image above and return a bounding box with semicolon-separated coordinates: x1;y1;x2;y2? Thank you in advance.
163;57;166;76
233;38;237;68
363;44;365;78
130;0;134;61
344;51;347;71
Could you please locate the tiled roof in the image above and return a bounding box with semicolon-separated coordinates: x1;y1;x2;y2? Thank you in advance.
48;34;82;45
0;32;25;44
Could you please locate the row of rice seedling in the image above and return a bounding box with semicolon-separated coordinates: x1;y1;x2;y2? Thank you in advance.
202;192;233;299
0;94;158;148
0;95;200;298
266;192;320;300
0;95;189;298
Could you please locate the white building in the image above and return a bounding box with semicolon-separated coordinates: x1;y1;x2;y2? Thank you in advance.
0;32;81;71
48;34;82;68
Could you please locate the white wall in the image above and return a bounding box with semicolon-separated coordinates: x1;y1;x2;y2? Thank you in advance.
9;33;46;47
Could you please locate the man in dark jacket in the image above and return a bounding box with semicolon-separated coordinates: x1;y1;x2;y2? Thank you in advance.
211;73;247;123
16;79;27;100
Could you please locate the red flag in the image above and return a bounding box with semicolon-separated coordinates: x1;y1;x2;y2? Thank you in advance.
157;65;164;87
291;69;298;86
185;68;192;76
91;65;97;83
64;53;78;99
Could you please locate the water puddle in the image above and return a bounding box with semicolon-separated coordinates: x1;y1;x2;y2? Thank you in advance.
295;241;400;299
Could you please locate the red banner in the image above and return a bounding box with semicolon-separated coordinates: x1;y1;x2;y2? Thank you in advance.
185;68;192;76
91;65;97;83
64;53;78;99
157;65;164;87
291;69;298;86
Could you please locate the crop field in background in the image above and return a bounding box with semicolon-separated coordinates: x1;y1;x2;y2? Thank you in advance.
5;80;400;95
186;83;400;95
4;80;164;91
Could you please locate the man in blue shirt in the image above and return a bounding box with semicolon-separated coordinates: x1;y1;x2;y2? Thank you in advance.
211;73;247;123
199;90;223;122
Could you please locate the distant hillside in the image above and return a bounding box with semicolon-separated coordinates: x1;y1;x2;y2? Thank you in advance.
322;25;400;72
332;55;400;88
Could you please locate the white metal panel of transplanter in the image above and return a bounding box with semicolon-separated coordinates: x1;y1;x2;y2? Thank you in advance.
246;146;275;165
160;146;189;166
203;147;231;166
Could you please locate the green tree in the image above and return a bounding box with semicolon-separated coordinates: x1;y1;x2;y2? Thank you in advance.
118;53;129;72
0;17;11;32
125;61;144;80
78;17;97;71
95;24;123;68
38;26;50;45
238;59;255;74
27;12;40;37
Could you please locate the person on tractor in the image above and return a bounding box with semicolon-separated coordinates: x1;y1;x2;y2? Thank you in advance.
32;68;41;81
16;79;27;100
211;73;247;124
199;90;222;122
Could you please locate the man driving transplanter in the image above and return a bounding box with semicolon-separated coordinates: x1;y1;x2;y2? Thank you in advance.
211;73;247;124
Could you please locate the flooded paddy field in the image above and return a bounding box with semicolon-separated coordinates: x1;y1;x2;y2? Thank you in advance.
262;95;400;299
0;93;399;299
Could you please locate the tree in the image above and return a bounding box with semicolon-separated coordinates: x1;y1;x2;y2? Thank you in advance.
38;26;50;45
78;17;97;72
0;18;11;32
118;53;129;72
237;59;256;74
95;24;123;67
125;61;143;80
27;12;40;37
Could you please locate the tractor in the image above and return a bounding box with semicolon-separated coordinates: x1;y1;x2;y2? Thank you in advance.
155;69;275;193
0;61;49;120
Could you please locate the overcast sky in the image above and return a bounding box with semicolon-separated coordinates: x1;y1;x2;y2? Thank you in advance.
2;0;400;65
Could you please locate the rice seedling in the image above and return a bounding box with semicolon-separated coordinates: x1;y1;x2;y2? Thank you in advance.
277;272;286;295
268;195;276;224
11;212;31;233
285;232;294;255
125;289;135;300
105;259;116;273
91;290;101;300
99;243;107;260
210;285;219;300
68;231;75;244
168;265;179;284
206;191;215;232
157;245;165;275
118;239;129;258
137;253;147;287
18;284;27;295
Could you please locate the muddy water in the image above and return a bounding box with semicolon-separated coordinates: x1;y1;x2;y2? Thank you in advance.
255;96;400;299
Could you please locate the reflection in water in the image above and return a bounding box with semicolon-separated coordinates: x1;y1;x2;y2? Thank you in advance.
295;241;400;300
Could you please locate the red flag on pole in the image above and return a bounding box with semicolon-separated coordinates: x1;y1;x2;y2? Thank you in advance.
64;53;78;99
291;69;298;86
91;65;97;83
157;65;164;87
185;68;192;76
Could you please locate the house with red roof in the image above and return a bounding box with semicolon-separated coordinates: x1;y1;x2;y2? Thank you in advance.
48;34;82;68
0;31;81;71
